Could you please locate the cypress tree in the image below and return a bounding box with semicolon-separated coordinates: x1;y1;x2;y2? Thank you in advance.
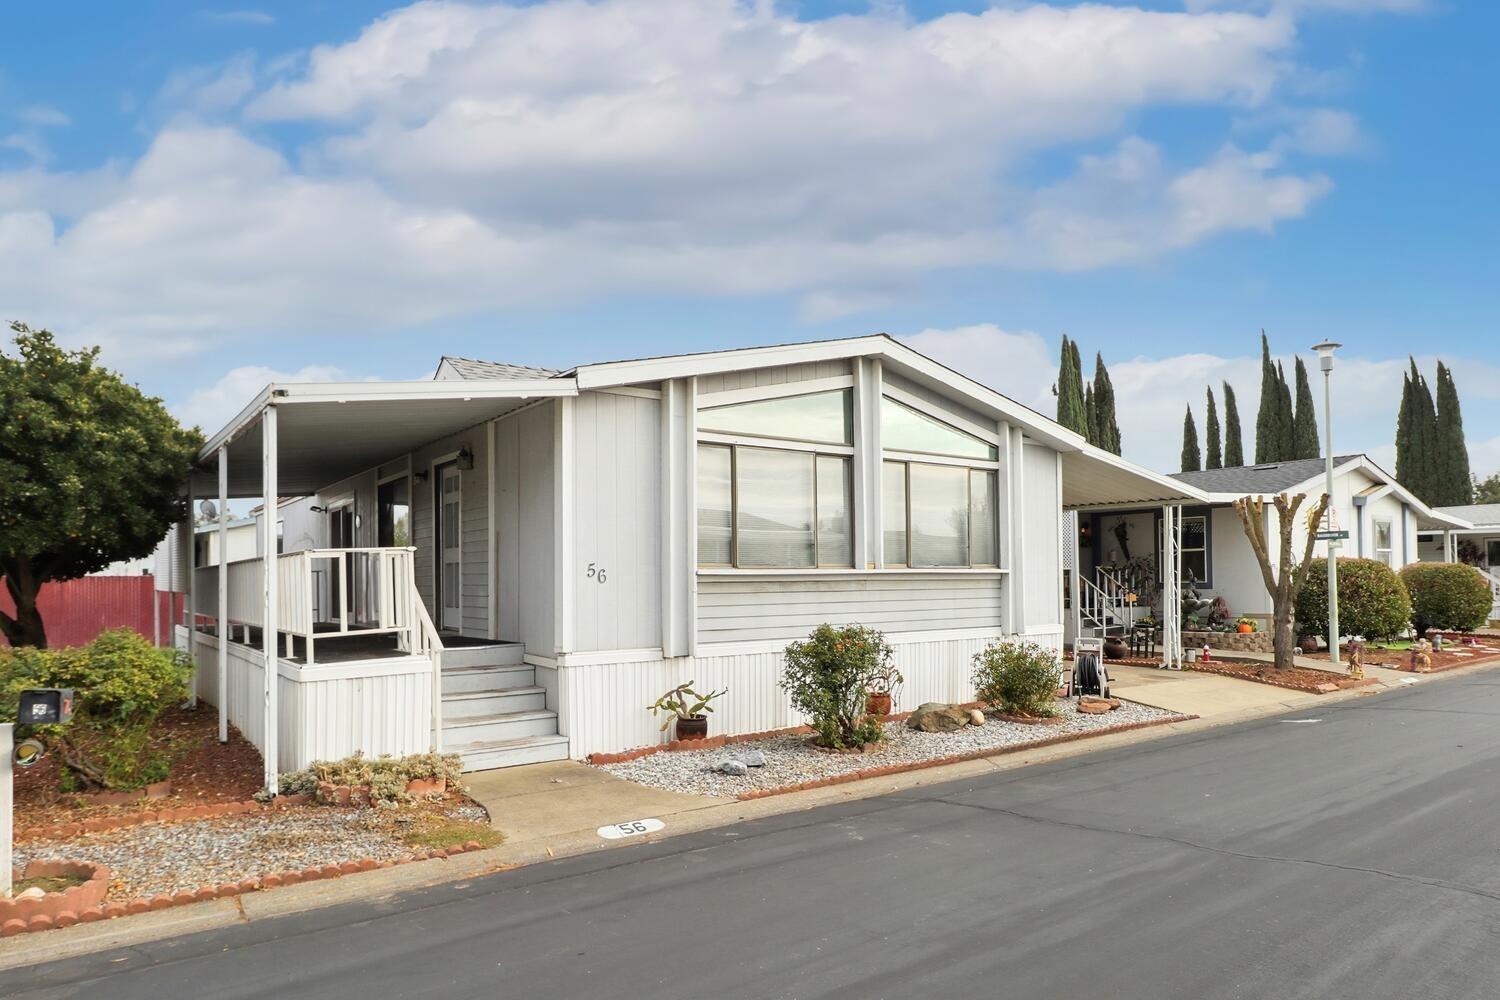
1292;355;1319;459
1276;360;1296;462
1395;368;1415;495
1084;384;1098;446
1205;387;1222;470
1055;335;1088;435
1092;352;1122;455
1397;358;1441;503
1222;381;1245;467
1181;405;1202;473
1255;331;1279;463
1434;361;1472;505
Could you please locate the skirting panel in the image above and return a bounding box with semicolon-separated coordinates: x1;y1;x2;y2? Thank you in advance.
557;627;1063;759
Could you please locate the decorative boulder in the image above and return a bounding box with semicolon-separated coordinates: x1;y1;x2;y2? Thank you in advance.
906;703;971;733
719;759;749;776
737;750;768;767
967;709;986;727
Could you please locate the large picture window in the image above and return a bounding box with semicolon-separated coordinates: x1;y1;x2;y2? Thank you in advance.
882;460;998;567
696;443;853;567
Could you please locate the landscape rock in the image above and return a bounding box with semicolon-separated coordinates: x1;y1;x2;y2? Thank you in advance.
967;709;986;727
737;750;768;767
906;703;971;733
719;759;750;776
16;888;45;902
1076;700;1112;715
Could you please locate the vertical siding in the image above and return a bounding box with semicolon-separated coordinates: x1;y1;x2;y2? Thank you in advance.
1021;443;1061;632
695;359;851;395
494;401;556;656
572;391;662;651
558;626;1063;758
410;427;490;637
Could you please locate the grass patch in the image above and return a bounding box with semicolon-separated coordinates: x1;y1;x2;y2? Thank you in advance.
1369;641;1414;651
14;873;88;894
399;816;503;852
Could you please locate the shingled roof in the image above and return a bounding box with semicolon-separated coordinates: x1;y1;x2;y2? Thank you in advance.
1169;455;1363;495
436;356;561;380
1434;503;1500;527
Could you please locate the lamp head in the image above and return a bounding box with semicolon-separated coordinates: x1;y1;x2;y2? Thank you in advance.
1312;340;1341;372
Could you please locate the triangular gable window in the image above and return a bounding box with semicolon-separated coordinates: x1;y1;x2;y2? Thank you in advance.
881;397;997;460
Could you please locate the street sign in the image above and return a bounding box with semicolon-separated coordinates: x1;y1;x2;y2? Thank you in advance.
1315;530;1349;541
18;688;73;725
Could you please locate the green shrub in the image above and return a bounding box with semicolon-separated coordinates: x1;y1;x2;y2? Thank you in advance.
971;640;1062;717
1295;558;1412;642
278;751;466;806
1400;562;1494;635
0;629;189;789
780;624;890;749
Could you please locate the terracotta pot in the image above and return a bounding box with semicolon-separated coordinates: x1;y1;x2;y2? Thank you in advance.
866;691;893;717
1237;623;1254;634
1298;635;1321;655
674;716;709;742
1102;636;1129;660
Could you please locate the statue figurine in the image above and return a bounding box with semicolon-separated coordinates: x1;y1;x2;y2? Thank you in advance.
1408;639;1433;673
1346;639;1364;679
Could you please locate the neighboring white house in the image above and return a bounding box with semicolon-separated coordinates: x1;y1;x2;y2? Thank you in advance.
176;335;1207;786
1065;454;1469;643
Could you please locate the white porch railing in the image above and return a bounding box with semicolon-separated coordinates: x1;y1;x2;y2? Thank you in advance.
194;547;421;667
1480;568;1500;622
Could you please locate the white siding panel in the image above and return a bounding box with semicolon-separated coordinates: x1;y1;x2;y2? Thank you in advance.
572;391;662;652
696;359;851;395
696;576;1005;645
494;401;556;656
1021;444;1061;633
557;626;1062;758
410;426;490;637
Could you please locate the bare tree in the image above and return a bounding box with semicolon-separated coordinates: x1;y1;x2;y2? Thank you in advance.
1232;492;1331;669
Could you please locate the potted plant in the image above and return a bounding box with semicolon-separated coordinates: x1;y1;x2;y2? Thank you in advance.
648;681;728;742
865;662;904;717
1236;616;1257;634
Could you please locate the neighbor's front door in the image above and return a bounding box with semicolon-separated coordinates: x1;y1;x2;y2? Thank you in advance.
438;464;462;631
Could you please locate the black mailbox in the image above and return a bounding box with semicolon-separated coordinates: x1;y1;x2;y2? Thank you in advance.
18;688;74;725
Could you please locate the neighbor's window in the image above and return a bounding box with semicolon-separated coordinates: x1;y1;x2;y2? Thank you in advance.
696;443;853;568
1181;515;1207;583
697;389;852;446
1374;518;1393;566
882;460;998;567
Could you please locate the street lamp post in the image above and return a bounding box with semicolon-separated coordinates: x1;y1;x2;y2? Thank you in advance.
1313;340;1342;665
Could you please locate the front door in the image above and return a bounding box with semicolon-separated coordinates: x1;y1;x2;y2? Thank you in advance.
437;464;462;631
328;503;356;624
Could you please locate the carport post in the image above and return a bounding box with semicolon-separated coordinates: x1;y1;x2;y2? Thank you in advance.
262;405;279;795
186;477;196;706
218;444;229;744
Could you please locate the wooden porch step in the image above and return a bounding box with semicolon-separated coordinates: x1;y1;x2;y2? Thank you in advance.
441;664;535;695
442;708;559;744
442;685;547;715
452;734;570;772
440;643;526;669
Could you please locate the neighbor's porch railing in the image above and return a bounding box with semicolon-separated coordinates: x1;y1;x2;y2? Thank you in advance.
194;547;422;667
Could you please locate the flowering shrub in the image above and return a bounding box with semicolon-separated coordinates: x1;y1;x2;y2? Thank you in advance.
278;751;465;806
971;640;1061;717
780;624;891;749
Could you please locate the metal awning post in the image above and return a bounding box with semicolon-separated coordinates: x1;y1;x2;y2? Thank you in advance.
1160;504;1183;670
262;405;280;795
186;476;197;706
218;445;229;744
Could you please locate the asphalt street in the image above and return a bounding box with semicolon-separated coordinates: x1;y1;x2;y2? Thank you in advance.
8;672;1500;999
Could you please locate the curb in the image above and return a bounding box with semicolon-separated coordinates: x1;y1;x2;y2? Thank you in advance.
734;713;1196;800
0;840;490;939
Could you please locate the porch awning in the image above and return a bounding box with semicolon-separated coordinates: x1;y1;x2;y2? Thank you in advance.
189;379;577;497
1061;445;1210;511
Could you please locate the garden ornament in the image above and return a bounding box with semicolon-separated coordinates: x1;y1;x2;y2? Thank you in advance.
1346;639;1365;679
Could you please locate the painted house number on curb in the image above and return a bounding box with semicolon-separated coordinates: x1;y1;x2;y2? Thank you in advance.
598;817;664;840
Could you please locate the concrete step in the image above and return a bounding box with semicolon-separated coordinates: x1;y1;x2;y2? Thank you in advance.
440;642;526;669
442;685;546;716
441;664;535;695
453;734;570;772
442;708;558;745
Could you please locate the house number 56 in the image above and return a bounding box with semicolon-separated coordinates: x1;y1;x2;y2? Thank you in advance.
586;563;608;584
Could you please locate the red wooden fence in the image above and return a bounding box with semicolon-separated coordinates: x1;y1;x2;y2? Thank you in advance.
0;576;184;649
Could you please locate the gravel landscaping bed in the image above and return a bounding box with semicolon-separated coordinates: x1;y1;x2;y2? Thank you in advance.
13;802;490;900
598;699;1182;798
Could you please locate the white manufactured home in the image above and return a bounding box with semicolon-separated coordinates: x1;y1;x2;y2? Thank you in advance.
175;335;1205;787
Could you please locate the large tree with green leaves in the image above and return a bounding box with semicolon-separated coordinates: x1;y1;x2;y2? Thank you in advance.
1205;387;1222;470
1474;473;1500;505
1181;405;1202;473
1292;355;1319;460
1222;381;1245;467
1434;361;1471;506
0;323;202;648
1090;352;1122;455
1054;335;1088;436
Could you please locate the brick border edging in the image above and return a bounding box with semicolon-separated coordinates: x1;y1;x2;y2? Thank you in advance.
1391;651;1500;674
587;702;992;765
1185;662;1378;694
15;795;314;844
0;838;491;939
732;712;1196;801
1;861;110;924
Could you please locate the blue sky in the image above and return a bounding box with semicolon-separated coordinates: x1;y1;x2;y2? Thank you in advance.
1;0;1496;477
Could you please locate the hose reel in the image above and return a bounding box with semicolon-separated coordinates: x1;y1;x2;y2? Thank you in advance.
1073;636;1110;698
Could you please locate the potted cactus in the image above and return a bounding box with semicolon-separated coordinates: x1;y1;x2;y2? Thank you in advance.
648;681;727;742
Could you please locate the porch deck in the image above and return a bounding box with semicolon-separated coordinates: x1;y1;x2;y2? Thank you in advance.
195;622;510;665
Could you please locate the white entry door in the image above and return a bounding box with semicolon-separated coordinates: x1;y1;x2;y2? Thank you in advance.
439;464;462;631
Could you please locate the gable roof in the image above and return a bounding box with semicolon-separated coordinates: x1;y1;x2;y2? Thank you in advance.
435;356;561;381
1170;456;1362;495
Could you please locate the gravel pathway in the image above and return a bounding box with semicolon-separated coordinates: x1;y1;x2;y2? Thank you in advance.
599;700;1182;798
14;802;490;900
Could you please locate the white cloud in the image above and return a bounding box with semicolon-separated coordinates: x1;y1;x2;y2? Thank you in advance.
0;0;1403;362
903;325;1500;478
17;106;71;128
172;362;351;432
199;9;276;26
